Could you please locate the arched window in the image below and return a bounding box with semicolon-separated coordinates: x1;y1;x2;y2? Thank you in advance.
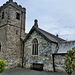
32;38;38;55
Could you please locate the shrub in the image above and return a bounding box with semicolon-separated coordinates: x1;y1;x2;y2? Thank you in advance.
64;47;75;75
0;59;6;73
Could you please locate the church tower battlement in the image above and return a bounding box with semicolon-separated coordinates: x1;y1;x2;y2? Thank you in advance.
0;0;26;30
0;0;26;68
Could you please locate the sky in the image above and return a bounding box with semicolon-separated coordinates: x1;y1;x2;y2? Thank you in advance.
0;0;75;41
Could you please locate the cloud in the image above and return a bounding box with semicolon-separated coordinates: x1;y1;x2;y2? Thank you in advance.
0;0;75;40
0;0;7;6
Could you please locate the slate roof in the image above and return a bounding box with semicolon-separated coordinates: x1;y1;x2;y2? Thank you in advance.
57;40;75;53
25;26;66;43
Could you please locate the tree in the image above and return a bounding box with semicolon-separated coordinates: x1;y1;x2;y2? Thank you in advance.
0;60;6;73
64;47;75;75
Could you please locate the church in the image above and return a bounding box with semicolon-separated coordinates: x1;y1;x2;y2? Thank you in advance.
0;0;75;72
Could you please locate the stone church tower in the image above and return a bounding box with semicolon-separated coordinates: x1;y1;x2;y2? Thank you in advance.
0;0;26;68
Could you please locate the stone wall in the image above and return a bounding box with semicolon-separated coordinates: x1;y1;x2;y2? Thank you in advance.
53;54;66;72
7;5;25;29
6;25;22;68
0;7;8;25
53;53;75;74
0;1;26;30
0;0;25;69
24;31;57;71
0;25;24;69
55;41;75;72
0;26;7;60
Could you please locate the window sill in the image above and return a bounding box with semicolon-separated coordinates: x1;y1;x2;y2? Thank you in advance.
31;55;39;57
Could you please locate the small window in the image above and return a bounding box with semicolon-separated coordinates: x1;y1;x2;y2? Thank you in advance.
2;11;4;19
32;38;38;55
0;43;1;51
16;12;20;20
16;30;18;35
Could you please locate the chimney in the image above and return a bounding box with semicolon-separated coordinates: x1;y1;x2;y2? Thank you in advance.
34;19;38;28
56;34;58;37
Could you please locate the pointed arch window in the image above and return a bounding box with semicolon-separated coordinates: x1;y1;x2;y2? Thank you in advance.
32;38;38;55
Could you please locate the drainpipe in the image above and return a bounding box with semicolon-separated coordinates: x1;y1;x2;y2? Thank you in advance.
20;37;25;68
52;54;55;72
22;40;24;68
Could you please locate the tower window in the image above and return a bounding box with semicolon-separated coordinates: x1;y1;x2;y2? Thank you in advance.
16;12;20;20
2;11;4;19
0;43;1;51
16;30;18;35
32;38;38;55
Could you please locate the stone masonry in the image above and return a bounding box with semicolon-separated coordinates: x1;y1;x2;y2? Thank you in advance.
54;54;65;72
0;0;75;73
0;0;26;68
24;31;57;71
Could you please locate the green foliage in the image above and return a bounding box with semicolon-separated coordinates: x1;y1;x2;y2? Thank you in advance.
0;59;6;73
64;47;75;75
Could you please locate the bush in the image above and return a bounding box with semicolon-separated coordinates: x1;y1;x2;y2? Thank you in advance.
64;47;75;75
0;59;6;73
